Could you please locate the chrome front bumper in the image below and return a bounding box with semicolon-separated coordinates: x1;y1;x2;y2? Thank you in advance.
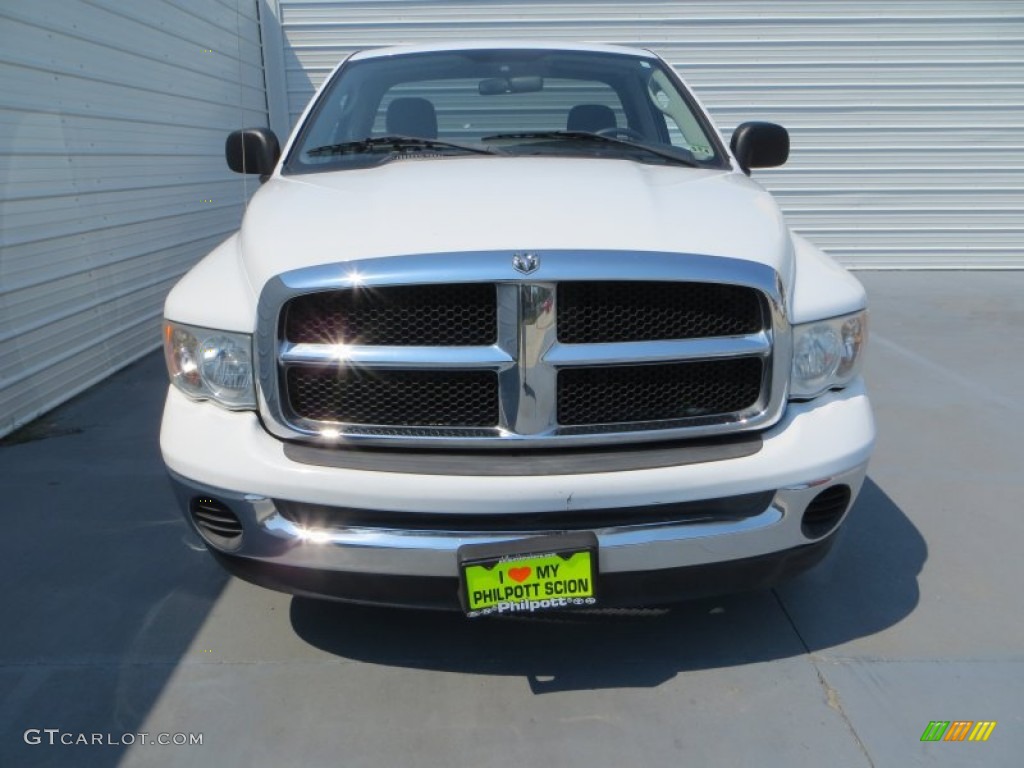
168;460;867;578
162;379;874;605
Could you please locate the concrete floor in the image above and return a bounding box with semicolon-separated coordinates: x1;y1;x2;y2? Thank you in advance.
1;272;1021;767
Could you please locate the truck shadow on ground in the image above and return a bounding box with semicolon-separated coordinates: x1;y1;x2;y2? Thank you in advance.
0;353;231;767
290;477;923;693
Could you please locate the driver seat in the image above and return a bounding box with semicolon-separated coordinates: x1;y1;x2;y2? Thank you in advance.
567;104;617;133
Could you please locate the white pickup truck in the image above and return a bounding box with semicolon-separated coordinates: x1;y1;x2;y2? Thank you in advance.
160;42;874;615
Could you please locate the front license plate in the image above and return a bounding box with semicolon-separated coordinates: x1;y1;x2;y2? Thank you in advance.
458;532;598;617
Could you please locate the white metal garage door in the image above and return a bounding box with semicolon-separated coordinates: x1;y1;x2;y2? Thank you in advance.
0;0;268;438
262;0;1024;269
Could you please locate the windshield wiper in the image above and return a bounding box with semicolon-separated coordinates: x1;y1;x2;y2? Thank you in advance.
481;131;699;167
307;135;503;157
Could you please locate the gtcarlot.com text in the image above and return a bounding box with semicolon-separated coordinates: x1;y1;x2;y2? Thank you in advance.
24;729;203;746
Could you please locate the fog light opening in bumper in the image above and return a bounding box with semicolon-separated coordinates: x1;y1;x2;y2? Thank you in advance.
189;496;244;551
801;484;852;539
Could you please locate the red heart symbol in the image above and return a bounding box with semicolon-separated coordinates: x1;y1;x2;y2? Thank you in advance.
508;566;531;583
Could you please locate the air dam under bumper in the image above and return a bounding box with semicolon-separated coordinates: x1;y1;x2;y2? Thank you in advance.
161;380;873;608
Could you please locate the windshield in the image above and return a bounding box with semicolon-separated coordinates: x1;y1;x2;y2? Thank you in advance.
285;48;728;173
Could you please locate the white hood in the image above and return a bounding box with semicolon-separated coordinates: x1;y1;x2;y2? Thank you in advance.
238;156;793;292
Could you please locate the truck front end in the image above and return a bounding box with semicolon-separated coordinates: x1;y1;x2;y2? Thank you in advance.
160;43;874;613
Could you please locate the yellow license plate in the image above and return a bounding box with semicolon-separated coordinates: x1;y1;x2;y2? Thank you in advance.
458;534;598;617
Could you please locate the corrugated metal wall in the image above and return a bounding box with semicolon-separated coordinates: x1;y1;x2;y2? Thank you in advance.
264;0;1024;269
0;0;268;438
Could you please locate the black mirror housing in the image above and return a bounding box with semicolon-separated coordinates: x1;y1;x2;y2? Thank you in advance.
730;122;789;174
226;127;281;175
478;76;544;95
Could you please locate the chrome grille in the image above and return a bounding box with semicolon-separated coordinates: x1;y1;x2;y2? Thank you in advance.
557;281;763;343
257;250;789;448
557;358;765;426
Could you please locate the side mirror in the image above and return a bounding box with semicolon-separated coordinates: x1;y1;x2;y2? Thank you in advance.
730;122;789;174
226;127;280;176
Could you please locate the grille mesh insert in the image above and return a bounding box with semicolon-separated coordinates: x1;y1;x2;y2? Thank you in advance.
286;366;499;427
558;358;764;426
557;281;764;343
283;284;497;346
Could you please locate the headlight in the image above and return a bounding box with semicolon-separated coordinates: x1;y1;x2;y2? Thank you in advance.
790;310;867;399
163;322;256;409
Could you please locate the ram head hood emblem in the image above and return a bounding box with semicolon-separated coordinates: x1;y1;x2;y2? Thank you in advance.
512;252;540;274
